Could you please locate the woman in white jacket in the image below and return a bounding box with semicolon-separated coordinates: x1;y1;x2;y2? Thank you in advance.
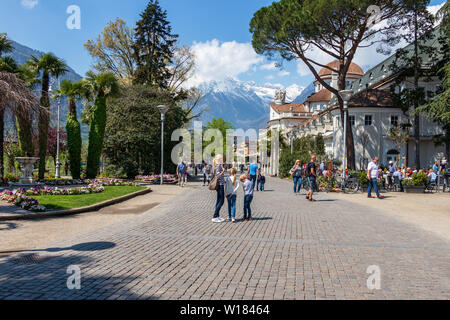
225;168;240;223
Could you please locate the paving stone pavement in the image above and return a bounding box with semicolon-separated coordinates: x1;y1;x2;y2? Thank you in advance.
0;177;449;300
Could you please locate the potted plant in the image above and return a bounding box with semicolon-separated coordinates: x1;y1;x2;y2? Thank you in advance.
403;172;428;193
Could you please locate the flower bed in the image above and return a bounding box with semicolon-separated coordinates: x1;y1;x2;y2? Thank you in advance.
135;174;178;184
0;190;45;212
39;178;88;186
39;178;135;187
0;178;135;212
18;183;105;197
94;178;135;186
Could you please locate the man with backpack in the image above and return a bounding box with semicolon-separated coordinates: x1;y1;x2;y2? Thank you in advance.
176;159;188;187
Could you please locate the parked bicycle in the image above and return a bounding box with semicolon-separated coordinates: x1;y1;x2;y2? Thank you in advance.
323;173;360;194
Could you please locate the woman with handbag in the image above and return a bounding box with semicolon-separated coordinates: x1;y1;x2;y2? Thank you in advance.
290;160;303;195
211;154;226;223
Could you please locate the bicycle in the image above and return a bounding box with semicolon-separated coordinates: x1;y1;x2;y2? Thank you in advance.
340;174;360;194
322;173;359;194
301;176;310;192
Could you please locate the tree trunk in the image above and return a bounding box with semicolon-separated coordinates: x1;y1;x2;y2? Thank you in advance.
413;8;421;169
38;71;50;180
338;70;356;170
16;110;34;156
446;127;450;161
0;106;4;180
346;112;356;170
68;99;76;116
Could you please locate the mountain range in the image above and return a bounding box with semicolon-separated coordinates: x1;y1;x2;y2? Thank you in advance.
196;78;307;130
6;41;88;139
7;40;313;135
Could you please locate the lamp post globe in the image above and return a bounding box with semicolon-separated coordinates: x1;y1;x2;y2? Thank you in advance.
157;105;170;185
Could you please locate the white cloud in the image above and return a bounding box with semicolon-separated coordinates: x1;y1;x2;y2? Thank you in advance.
278;70;290;77
187;39;263;87
260;62;277;71
21;0;38;9
296;48;335;76
296;3;444;77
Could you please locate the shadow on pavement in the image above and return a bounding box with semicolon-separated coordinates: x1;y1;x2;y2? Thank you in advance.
0;222;17;231
251;217;273;221
0;251;154;300
0;241;116;256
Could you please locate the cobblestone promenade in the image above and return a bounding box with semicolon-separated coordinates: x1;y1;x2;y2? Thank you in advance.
0;177;449;300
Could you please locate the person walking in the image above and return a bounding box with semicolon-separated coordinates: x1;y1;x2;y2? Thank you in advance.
306;155;318;201
212;155;226;223
240;163;245;174
290;160;303;195
202;161;211;186
240;174;254;221
64;162;69;176
257;171;266;191
176;159;187;187
367;157;383;199
225;168;240;223
247;161;259;191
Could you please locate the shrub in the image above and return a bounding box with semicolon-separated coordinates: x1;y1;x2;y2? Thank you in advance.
66;114;82;179
4;172;19;183
404;172;428;186
86;96;107;179
357;171;369;187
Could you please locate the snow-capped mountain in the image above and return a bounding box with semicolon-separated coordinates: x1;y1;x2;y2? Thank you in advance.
292;82;315;104
196;78;305;130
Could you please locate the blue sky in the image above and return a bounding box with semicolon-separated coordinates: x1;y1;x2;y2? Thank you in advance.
0;0;447;89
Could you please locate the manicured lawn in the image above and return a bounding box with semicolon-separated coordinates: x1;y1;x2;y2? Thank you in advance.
33;186;146;211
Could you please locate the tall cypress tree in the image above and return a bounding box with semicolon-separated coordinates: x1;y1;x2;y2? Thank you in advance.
133;0;178;88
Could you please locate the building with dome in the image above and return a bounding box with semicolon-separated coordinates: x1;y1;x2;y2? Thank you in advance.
266;28;447;174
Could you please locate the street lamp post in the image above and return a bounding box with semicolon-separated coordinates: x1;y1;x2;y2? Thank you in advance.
290;131;294;155
49;78;62;179
55;80;62;179
339;90;353;178
157;105;170;185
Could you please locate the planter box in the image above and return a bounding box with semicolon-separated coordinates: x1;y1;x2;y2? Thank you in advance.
404;185;425;194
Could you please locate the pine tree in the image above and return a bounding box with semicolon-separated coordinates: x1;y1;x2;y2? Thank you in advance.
133;0;178;88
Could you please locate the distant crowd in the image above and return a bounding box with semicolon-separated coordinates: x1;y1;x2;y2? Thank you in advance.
175;155;448;223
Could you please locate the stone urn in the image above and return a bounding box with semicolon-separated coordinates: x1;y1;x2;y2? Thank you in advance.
15;157;40;185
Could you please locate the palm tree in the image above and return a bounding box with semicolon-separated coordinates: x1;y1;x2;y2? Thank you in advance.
0;33;13;58
84;71;120;178
0;42;37;158
16;64;40;157
27;53;68;179
0;71;39;179
53;80;91;179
